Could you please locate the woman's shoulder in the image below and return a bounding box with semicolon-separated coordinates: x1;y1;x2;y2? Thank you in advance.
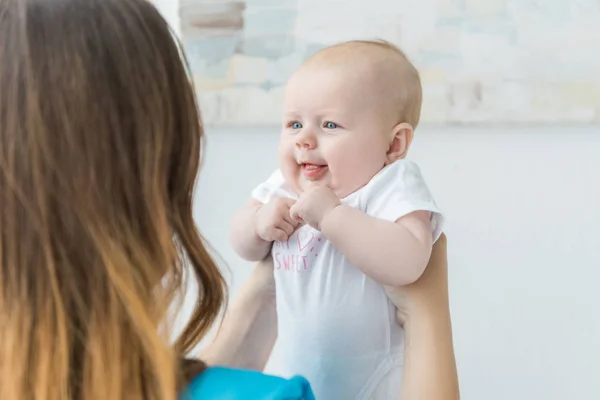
182;366;315;400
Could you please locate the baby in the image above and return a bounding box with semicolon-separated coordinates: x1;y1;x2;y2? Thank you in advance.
230;40;444;399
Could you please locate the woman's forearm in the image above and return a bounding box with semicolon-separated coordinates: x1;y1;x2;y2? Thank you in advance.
401;303;459;400
397;234;459;399
201;262;277;370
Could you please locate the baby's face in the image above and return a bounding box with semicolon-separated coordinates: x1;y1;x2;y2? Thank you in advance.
279;66;395;199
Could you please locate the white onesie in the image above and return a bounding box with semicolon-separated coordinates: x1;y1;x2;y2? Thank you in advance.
252;160;444;400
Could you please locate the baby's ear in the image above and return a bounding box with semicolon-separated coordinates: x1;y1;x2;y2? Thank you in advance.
385;123;414;165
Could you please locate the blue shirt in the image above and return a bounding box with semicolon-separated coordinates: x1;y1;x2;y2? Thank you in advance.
182;367;316;400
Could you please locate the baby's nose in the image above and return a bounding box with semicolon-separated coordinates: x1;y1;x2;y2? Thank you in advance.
295;141;312;149
295;133;316;149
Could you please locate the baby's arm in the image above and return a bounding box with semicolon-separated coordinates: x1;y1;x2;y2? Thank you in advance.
230;200;272;262
230;198;298;262
289;184;433;286
320;206;433;286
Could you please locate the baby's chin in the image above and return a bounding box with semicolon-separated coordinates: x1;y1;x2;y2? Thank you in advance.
288;173;328;192
328;180;370;200
296;176;331;191
296;176;361;199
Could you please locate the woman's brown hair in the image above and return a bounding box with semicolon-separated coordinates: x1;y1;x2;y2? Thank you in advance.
0;0;226;399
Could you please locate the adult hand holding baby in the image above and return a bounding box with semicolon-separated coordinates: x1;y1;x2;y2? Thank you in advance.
385;234;460;400
289;184;341;230
255;198;299;242
385;233;450;326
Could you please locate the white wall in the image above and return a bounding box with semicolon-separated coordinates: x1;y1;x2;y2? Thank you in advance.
192;126;600;400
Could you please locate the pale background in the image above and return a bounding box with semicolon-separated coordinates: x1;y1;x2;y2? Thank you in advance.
178;0;600;126
151;1;600;399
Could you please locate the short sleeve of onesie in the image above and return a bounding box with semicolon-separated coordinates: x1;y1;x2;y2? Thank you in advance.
360;160;444;243
251;169;297;203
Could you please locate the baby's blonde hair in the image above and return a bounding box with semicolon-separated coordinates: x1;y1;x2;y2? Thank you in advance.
304;39;423;128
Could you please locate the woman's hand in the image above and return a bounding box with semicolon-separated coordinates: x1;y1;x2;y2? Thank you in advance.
244;253;275;307
385;233;460;400
201;257;278;370
385;233;450;326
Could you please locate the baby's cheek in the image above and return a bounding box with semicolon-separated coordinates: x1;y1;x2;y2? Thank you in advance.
330;150;359;175
340;168;362;188
280;158;304;193
330;150;382;196
278;141;293;163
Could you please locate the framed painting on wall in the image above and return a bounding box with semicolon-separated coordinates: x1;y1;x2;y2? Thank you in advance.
156;0;600;127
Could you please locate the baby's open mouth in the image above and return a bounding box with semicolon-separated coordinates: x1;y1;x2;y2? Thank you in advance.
301;163;328;179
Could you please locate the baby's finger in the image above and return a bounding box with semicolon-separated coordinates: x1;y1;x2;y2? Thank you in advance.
289;204;298;220
278;221;296;236
272;229;289;243
282;211;299;226
289;205;304;224
281;197;297;208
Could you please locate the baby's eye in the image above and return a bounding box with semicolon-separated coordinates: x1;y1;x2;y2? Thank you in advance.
324;121;338;129
290;121;303;129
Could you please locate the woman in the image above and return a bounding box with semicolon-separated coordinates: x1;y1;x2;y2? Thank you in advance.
0;0;458;399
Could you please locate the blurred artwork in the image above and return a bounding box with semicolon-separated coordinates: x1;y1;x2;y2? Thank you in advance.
174;0;600;126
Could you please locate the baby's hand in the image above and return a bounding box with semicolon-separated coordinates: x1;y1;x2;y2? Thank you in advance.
290;185;341;230
255;198;299;242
